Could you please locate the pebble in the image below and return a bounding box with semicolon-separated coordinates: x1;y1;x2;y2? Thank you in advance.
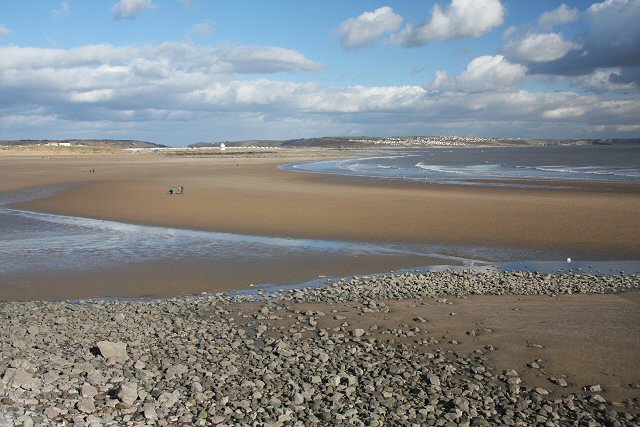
0;270;637;426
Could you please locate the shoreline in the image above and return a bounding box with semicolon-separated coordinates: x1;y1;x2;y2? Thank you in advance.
1;149;640;302
4;152;639;258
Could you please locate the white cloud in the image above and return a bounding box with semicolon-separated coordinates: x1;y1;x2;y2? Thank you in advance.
53;1;70;18
542;106;585;119
503;32;580;63
336;6;403;50
389;0;505;47
537;4;579;29
0;43;324;74
616;124;640;132
1;43;639;144
579;69;637;93
584;0;640;43
0;24;9;37
431;55;526;92
112;0;154;20
528;0;640;80
189;22;212;38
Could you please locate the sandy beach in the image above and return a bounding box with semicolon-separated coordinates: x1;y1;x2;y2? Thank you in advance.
3;149;640;258
1;149;639;425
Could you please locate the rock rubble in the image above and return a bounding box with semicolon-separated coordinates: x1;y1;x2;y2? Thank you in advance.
1;270;638;426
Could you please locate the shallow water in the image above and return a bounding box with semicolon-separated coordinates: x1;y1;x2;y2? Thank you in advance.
281;145;640;187
1;185;638;300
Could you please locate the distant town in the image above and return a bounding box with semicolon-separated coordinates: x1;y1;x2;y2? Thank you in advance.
346;135;514;147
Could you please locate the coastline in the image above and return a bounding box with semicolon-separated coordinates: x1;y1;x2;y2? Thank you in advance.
5;150;640;258
1;149;639;425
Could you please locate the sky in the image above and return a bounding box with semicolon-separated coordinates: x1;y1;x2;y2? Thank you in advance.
0;0;639;146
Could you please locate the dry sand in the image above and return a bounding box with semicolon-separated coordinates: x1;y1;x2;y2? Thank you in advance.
2;150;639;258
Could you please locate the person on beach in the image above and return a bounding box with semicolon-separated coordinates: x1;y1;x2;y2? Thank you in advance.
169;187;175;195
178;185;184;194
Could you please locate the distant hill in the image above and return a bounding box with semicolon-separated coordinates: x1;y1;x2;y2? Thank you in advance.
0;139;165;149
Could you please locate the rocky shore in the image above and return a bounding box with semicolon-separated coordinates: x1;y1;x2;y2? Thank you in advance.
1;270;639;426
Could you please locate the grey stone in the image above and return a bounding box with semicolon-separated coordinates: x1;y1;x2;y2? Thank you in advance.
96;341;128;363
117;382;138;406
77;397;96;414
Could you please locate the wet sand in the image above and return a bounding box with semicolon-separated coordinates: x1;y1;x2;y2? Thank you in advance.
3;150;640;258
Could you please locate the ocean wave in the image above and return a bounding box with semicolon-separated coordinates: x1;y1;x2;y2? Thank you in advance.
531;165;640;178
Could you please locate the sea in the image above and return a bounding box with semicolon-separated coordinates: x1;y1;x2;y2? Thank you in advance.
281;144;640;188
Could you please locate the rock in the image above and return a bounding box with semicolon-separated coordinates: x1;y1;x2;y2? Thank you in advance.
117;382;138;406
551;377;568;387
86;370;105;386
96;341;128;363
534;387;549;395
427;374;440;387
77;397;96;413
81;383;98;398
158;391;179;408
329;376;341;387
44;406;59;419
587;384;602;392
2;368;36;390
353;329;366;338
142;403;158;420
165;364;188;380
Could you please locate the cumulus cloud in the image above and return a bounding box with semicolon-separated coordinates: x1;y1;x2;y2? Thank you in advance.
389;0;505;47
431;55;526;92
336;6;403;50
0;24;10;37
1;42;639;143
189;22;212;38
112;0;154;20
537;4;579;29
579;68;637;93
528;0;640;83
53;1;70;18
503;32;580;63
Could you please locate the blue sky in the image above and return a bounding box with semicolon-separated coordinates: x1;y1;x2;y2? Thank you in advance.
1;0;639;146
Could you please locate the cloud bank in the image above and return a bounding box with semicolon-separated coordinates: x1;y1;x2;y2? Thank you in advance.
1;40;638;144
